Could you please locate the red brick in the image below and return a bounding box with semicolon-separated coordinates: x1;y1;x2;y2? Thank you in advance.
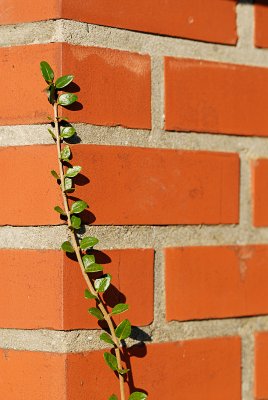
255;332;268;399
62;44;151;129
166;245;268;321
165;57;268;136
0;145;239;226
252;159;268;227
0;0;60;24
0;338;241;399
255;1;268;48
0;1;237;45
0;43;151;129
0;349;65;399
0;248;154;329
67;337;241;399
62;0;237;45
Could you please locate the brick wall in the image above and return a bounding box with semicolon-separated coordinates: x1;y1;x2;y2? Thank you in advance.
1;1;268;399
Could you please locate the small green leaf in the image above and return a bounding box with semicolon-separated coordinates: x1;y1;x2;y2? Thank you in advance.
61;145;71;161
115;319;131;340
94;274;111;293
104;352;118;371
80;236;99;250
71;200;88;214
54;206;66;215
64;177;73;192
71;215;81;229
61;241;74;253
83;255;103;273
60;126;76;138
100;332;114;345
58;93;78;106
111;304;129;316
40;61;54;83
88;307;104;320
129;392;147;400
118;368;130;375
48;128;56;140
55;75;74;89
51;170;59;180
84;288;97;299
66;166;81;178
86;263;103;273
48;84;56;104
109;395;118;400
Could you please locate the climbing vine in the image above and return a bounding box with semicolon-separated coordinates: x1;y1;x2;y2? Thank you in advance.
40;61;147;400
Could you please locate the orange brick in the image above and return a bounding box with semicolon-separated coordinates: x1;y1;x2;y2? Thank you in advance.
1;0;237;45
67;337;241;399
0;349;65;399
0;44;61;126
0;43;151;129
0;145;239;225
165;57;268;136
255;1;268;48
0;248;154;329
62;44;151;129
166;245;268;321
255;332;268;399
0;0;60;24
62;0;237;45
0;338;241;399
252;159;268;227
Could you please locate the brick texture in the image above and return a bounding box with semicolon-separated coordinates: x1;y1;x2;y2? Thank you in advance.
165;57;268;136
0;0;237;45
255;332;268;399
252;159;268;227
0;43;151;129
166;245;268;321
0;248;154;329
0;145;239;226
0;337;241;399
255;1;268;48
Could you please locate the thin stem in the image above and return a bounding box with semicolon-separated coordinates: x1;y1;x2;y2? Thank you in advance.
53;103;126;400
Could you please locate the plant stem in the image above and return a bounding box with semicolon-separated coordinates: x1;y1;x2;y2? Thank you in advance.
53;103;126;400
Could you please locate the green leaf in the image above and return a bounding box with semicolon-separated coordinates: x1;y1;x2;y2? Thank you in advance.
48;128;56;140
111;304;129;316
61;145;71;161
54;206;66;215
71;215;81;229
64;177;73;192
66;166;81;178
48;84;56;104
94;274;111;293
83;255;103;273
58;93;78;106
51;170;59;180
86;263;103;273
55;75;74;89
109;395;118;400
129;392;147;400
88;307;104;320
104;352;118;371
61;241;74;253
118;368;130;375
84;288;97;299
40;61;54;83
115;319;131;340
60;126;76;138
100;332;114;345
80;236;99;250
71;200;88;214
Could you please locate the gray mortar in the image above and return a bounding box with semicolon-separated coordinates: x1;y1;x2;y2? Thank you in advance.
0;2;267;399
